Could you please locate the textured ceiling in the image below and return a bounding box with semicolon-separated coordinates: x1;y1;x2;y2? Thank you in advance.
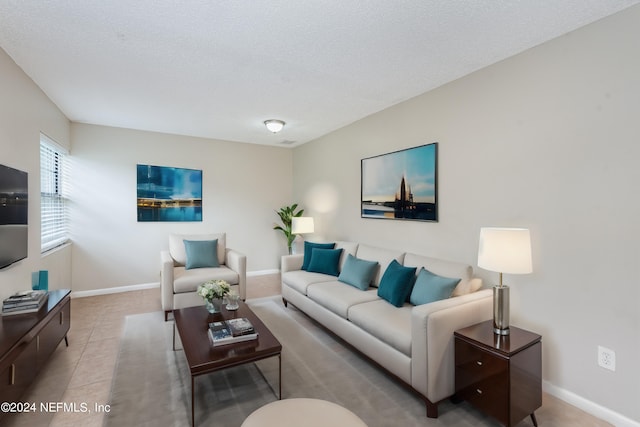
0;1;638;147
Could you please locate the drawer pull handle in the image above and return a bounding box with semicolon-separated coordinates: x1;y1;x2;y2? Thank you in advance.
476;361;483;366
10;363;15;385
476;389;483;395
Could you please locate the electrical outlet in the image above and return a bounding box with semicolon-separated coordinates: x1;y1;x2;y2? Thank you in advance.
598;346;616;371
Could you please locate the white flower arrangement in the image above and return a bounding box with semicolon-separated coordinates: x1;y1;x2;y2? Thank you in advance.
197;279;231;301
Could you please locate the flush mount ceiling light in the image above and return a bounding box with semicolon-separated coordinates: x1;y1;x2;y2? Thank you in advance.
264;119;285;133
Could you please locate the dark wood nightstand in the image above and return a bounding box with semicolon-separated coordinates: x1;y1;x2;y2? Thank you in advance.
454;320;542;427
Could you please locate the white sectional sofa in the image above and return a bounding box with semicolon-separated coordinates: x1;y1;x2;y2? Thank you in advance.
281;241;492;418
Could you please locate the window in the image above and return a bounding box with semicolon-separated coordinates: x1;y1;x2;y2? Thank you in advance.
40;135;70;252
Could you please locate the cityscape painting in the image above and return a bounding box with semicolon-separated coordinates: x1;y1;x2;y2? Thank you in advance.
361;143;438;222
136;164;202;222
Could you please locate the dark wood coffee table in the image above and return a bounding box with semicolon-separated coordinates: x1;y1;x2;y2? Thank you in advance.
173;301;282;426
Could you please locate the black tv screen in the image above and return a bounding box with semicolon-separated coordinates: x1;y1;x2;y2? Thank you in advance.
0;164;28;269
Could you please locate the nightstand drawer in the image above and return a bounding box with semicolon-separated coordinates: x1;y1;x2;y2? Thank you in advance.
457;367;509;421
455;338;509;421
455;338;508;385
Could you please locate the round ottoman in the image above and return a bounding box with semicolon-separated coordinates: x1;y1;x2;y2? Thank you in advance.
241;398;368;427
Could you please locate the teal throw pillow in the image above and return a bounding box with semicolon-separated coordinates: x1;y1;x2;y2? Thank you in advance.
377;259;417;307
338;254;379;290
302;241;335;270
307;248;343;276
409;267;461;306
184;239;220;270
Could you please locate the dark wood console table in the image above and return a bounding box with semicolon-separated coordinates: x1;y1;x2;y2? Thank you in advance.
0;289;71;410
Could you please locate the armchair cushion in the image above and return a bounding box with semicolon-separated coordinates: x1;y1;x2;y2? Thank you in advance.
170;233;225;266
173;266;239;293
184;239;220;269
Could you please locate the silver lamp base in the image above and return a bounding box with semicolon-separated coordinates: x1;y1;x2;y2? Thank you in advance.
493;285;510;335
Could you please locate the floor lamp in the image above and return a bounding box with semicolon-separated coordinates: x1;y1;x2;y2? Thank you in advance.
477;227;532;335
291;217;314;254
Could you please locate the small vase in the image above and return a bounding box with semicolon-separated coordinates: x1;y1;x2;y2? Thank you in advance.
205;298;223;314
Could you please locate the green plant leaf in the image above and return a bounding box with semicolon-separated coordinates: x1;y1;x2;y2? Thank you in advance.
273;203;305;252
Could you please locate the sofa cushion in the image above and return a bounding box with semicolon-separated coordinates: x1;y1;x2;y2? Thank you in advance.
403;252;477;296
355;244;405;287
335;241;359;270
409;267;460;305
170;233;226;266
377;260;417;307
307;281;379;319
184;239;220;269
338;254;378;290
307;248;343;276
173;266;238;293
348;299;413;356
451;278;483;296
302;241;335;270
281;270;336;295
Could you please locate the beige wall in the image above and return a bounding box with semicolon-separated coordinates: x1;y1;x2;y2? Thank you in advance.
0;47;71;298
70;123;293;291
293;6;640;424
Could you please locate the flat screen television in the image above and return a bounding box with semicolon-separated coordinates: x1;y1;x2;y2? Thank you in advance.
0;164;28;269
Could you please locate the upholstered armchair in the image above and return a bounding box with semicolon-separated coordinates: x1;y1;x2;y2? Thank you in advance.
161;233;246;320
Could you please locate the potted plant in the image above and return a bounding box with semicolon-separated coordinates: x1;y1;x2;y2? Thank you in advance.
273;203;304;254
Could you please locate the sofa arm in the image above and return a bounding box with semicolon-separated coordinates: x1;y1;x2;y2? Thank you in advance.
226;248;247;300
281;254;304;273
160;251;175;313
410;288;493;403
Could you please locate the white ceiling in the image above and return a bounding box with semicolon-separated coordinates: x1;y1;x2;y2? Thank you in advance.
1;1;638;147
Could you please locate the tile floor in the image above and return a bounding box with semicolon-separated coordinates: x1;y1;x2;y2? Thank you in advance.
3;274;280;427
2;274;610;426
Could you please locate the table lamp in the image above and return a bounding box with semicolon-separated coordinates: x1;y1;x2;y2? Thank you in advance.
478;227;532;335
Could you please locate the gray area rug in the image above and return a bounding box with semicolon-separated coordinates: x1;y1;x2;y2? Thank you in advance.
104;297;518;427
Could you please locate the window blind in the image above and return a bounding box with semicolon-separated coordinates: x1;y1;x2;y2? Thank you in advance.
40;136;70;253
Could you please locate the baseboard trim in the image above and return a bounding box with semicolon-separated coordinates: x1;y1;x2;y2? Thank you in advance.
543;380;639;427
247;269;280;277
71;270;280;298
71;282;160;298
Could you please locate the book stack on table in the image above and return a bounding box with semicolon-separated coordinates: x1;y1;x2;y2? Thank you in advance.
208;317;258;346
2;290;49;316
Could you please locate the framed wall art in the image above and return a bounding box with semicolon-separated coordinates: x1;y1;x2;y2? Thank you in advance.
361;142;438;222
136;164;202;222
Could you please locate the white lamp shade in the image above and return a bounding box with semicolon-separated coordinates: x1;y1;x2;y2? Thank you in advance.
291;217;314;234
478;227;532;274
